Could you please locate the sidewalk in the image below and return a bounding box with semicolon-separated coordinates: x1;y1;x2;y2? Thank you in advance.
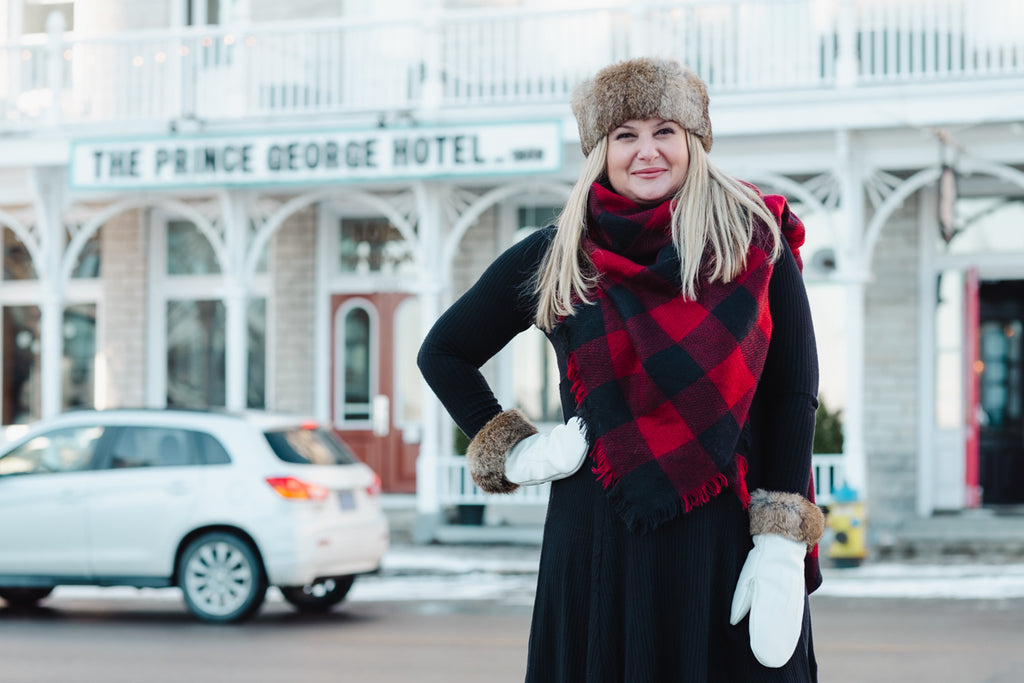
374;541;1024;601
377;495;1024;601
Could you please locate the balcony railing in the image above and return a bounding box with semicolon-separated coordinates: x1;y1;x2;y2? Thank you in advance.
2;0;1022;131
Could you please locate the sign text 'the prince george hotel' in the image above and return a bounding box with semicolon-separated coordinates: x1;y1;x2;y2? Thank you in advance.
70;123;562;190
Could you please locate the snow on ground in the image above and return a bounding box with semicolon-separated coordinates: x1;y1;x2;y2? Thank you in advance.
816;563;1024;600
45;545;1024;604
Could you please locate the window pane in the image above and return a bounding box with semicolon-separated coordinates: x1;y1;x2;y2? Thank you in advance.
517;206;560;232
70;227;101;278
3;305;41;424
197;432;232;465
338;218;413;274
207;0;220;24
247;298;266;409
343;307;371;420
167;299;225;407
4;228;36;280
944;197;1024;255
109;427;197;468
63;304;96;411
167;220;220;275
513;327;561;423
511;206;564;424
22;1;74;33
0;426;103;476
264;428;358;466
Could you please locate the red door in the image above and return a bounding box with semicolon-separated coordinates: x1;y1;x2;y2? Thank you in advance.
964;268;981;508
330;292;419;493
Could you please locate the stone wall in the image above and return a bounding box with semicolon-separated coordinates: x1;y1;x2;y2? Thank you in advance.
270;207;317;413
98;209;147;408
863;198;920;529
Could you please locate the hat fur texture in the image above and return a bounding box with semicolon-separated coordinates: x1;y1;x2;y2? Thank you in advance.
571;57;712;156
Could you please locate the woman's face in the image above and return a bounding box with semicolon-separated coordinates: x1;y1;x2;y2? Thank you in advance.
605;119;690;205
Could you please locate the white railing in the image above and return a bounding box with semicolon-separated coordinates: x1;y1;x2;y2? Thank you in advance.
812;453;847;506
437;455;552;506
437;453;846;508
2;0;1021;130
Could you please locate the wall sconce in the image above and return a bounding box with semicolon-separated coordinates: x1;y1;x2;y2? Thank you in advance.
938;162;958;244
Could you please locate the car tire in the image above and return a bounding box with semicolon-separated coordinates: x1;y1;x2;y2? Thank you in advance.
0;587;55;608
280;575;355;613
178;532;267;623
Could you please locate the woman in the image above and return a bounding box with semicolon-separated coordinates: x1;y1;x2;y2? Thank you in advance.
418;58;823;682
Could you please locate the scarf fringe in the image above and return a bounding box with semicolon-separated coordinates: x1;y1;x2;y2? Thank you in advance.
566;352;588;406
590;441;618;488
598;448;754;534
679;471;730;514
731;454;752;508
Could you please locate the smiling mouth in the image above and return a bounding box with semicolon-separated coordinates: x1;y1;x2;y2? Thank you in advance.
633;168;666;178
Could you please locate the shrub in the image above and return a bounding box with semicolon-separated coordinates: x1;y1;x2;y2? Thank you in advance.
813;395;844;454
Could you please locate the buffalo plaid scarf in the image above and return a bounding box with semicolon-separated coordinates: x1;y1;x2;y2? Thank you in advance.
555;182;789;534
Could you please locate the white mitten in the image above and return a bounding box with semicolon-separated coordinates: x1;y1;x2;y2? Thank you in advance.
729;534;807;668
505;416;589;486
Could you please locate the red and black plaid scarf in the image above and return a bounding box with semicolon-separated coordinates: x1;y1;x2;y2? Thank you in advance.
556;182;786;534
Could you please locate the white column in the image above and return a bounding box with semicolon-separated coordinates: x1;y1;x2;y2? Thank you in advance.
221;190;250;412
916;188;938;516
413;182;447;540
836;131;868;497
842;281;867;496
31;167;66;419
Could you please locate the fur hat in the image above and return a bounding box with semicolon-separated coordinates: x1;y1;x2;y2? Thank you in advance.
571;57;712;157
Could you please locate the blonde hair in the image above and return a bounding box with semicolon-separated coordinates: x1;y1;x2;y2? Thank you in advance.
534;132;781;331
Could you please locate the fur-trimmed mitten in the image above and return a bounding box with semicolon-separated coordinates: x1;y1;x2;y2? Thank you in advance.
465;409;589;494
730;489;826;668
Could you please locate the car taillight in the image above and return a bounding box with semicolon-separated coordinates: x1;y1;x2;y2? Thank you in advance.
366;471;382;497
265;476;329;501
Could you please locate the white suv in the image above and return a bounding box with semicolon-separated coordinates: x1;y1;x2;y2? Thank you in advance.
0;409;389;622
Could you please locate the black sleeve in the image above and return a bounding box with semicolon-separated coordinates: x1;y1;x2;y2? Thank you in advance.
417;228;554;439
747;243;820;495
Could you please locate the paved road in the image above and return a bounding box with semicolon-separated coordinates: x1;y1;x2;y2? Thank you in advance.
2;591;1023;682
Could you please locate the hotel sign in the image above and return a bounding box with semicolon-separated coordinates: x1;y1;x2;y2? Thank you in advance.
69;121;563;191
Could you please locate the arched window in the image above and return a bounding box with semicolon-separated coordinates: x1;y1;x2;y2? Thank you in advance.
156;216;268;409
336;302;377;425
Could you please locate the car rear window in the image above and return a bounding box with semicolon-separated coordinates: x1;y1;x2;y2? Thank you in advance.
264;428;359;466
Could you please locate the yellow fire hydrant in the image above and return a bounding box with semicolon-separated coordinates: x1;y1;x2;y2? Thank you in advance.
826;485;867;568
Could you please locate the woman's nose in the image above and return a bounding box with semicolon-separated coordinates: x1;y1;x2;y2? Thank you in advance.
636;136;659;160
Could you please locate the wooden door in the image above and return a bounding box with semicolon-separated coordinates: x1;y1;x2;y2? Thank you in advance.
977;280;1024;505
330;292;418;493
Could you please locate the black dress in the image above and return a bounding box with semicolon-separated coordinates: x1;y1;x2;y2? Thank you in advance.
418;228;819;683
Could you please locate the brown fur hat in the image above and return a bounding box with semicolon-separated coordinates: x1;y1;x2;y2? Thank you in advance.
571;57;712;157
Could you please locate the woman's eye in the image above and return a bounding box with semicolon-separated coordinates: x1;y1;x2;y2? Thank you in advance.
615;132;635;140
656;127;676;136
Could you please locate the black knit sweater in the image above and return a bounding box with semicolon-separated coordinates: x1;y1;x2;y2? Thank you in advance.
417;226;819;500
